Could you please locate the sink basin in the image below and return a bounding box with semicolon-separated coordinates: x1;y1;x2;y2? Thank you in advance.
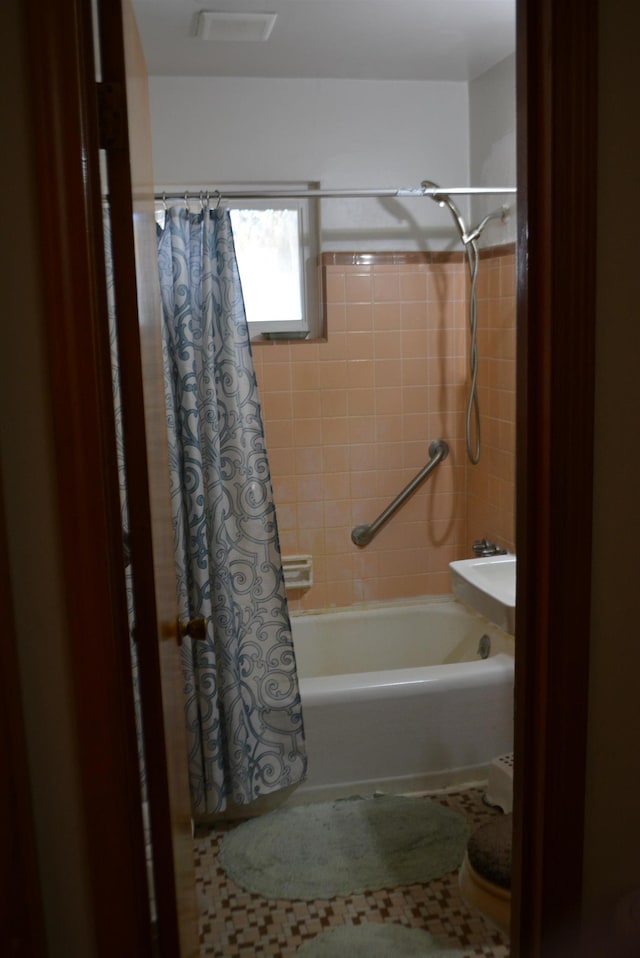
449;555;516;634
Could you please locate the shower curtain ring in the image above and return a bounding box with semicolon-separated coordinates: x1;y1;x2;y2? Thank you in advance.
184;191;190;212
214;190;222;209
161;191;167;212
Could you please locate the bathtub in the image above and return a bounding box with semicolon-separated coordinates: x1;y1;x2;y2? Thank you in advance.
291;596;515;801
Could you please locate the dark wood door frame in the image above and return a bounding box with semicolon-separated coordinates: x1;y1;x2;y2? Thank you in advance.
24;0;155;952
13;0;598;953
0;486;47;957
512;1;597;956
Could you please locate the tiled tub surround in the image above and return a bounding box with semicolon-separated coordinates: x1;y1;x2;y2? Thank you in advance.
252;247;516;612
466;247;516;551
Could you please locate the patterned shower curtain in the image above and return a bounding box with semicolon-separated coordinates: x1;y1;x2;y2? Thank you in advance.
157;206;306;815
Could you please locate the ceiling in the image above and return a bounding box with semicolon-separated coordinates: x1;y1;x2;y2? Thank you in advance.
131;0;516;82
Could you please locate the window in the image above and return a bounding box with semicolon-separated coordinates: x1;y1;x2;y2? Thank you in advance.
230;207;303;328
155;186;322;340
225;187;321;340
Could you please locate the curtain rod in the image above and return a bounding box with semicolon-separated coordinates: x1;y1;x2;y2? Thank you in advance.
154;186;517;202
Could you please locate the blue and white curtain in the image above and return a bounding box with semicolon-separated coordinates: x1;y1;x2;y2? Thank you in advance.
157;206;307;816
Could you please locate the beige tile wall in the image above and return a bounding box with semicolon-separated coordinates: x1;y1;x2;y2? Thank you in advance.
252;247;516;612
466;249;517;553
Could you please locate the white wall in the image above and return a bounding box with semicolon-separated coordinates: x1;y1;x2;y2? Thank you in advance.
148;76;472;251
468;54;517;246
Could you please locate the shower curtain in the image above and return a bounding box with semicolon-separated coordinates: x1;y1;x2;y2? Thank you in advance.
157;206;306;815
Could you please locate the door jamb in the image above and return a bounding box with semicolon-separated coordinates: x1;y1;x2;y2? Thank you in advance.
512;1;597;955
24;0;155;952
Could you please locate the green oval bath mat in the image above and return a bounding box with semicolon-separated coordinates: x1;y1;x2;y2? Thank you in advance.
295;923;467;957
218;794;470;900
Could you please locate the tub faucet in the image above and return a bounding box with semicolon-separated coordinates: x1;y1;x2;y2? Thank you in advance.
472;538;508;557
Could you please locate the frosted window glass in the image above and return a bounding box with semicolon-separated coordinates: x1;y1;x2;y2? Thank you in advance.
231;208;304;324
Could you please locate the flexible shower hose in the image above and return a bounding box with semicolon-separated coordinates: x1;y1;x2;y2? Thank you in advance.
464;239;481;464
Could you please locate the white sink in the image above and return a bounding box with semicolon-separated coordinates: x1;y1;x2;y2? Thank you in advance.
449;555;516;634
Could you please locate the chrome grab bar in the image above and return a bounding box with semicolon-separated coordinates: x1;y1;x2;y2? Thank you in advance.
351;439;449;547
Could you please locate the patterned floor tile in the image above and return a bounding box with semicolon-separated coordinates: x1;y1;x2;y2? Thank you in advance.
194;787;510;957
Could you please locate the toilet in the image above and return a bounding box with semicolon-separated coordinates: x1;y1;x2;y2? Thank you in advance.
458;811;512;935
458;753;514;935
486;752;514;813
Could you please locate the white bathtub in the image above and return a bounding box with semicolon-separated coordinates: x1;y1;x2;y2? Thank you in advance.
291;596;515;801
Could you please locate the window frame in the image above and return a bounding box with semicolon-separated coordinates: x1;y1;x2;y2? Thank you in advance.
224;185;321;341
154;185;323;341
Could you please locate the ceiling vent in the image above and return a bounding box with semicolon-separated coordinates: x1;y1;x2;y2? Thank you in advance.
194;11;277;43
